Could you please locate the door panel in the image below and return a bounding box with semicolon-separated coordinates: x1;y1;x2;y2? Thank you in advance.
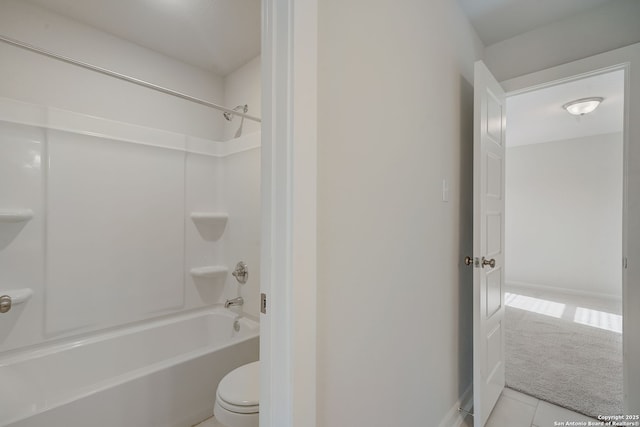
473;60;507;427
486;213;502;256
486;154;502;198
486;268;502;318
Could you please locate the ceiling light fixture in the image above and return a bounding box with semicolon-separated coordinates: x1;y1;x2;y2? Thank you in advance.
562;97;604;116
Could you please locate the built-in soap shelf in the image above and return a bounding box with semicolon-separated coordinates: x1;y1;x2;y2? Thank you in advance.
0;209;34;223
189;266;228;279
190;212;228;241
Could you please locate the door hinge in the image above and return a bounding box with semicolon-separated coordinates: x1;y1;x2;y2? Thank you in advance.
260;293;267;314
624;257;628;269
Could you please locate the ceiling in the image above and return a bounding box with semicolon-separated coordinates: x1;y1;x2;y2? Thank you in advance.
25;0;261;76
506;70;624;147
457;0;613;46
25;0;616;77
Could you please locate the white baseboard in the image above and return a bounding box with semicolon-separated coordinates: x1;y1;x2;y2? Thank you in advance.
437;384;473;427
505;280;621;301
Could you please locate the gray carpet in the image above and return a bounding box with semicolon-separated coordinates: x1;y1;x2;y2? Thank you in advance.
505;306;623;418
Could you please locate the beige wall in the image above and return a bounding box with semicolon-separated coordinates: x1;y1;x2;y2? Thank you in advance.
223;55;261;141
505;133;623;297
316;1;483;425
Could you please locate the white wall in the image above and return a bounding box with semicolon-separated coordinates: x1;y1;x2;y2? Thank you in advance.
221;144;262;318
505;133;623;297
316;0;483;425
220;55;262;315
0;0;225;140
484;0;640;82
223;56;261;141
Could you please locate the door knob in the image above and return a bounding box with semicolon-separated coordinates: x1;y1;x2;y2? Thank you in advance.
0;295;11;313
481;257;496;268
464;256;474;266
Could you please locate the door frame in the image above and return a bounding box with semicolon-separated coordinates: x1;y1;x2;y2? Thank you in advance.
260;1;318;427
500;43;640;413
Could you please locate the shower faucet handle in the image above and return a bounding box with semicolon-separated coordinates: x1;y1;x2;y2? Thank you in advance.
232;261;249;284
0;295;11;314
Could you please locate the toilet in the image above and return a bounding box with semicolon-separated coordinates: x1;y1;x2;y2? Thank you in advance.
214;361;259;427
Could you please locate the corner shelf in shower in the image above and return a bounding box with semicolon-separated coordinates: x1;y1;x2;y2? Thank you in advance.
190;266;228;279
190;212;228;241
0;209;34;223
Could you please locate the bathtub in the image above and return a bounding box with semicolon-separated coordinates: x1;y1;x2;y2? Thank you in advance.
0;307;259;427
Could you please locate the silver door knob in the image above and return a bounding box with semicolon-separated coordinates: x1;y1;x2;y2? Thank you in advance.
464;256;473;266
481;257;496;268
0;295;11;314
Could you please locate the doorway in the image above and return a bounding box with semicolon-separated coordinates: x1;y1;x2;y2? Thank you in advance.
503;68;625;417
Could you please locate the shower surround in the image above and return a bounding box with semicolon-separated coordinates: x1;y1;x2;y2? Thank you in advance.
0;96;261;426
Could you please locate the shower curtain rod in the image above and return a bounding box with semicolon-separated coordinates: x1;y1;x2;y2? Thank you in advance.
0;34;261;123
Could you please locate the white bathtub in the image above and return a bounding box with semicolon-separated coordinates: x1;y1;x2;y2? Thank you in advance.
0;308;259;427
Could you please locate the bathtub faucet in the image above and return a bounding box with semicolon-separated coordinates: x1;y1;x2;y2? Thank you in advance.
225;297;244;308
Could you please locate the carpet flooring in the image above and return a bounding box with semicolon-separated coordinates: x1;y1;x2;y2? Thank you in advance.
505;305;623;418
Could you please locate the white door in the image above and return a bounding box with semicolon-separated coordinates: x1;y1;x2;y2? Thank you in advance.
472;60;506;427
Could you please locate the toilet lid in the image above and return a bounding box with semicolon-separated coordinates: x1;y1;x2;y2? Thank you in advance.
217;361;260;407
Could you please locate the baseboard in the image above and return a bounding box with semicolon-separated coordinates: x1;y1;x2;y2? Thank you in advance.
506;280;621;301
437;384;473;427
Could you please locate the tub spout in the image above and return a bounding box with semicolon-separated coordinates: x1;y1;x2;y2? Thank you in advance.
225;297;244;308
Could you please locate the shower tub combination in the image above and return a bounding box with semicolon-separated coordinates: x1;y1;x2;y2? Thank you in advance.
0;27;262;427
0;308;259;427
0;94;262;427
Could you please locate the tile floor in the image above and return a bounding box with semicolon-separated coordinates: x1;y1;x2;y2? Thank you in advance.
193;416;225;427
483;387;597;427
195;388;595;427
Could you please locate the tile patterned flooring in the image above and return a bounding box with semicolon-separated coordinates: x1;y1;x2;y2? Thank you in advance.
483;387;597;427
193;416;225;427
195;389;595;427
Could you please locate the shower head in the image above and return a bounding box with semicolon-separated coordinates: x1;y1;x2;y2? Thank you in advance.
223;104;248;121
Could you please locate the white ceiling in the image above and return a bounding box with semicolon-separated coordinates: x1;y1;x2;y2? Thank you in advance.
506;70;624;148
25;0;261;76
457;0;613;46
25;0;616;77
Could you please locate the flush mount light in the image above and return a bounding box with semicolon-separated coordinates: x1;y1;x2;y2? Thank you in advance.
562;97;604;116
